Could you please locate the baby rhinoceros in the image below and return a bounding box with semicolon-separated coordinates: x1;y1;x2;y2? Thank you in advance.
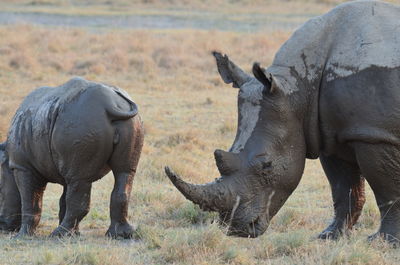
0;77;144;238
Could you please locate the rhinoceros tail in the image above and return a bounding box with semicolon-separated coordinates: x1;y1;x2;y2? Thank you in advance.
106;89;138;121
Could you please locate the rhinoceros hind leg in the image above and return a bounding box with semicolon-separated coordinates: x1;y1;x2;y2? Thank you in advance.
106;116;143;239
105;171;135;239
13;169;46;238
318;154;365;240
354;143;400;245
56;186;80;235
50;181;91;237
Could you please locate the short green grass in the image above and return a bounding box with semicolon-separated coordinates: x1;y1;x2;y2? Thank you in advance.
1;2;400;263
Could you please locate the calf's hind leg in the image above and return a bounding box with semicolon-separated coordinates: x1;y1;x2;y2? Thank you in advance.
58;186;80;235
105;171;135;239
318;154;365;239
50;181;92;237
354;143;400;244
106;117;144;239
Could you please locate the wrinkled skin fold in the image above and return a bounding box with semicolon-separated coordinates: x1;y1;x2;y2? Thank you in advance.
165;1;400;243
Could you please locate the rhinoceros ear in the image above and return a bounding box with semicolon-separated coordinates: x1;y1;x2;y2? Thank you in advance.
253;63;285;96
212;51;251;88
252;62;274;92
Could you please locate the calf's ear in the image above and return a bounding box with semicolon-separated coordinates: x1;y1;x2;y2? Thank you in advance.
212;51;251;88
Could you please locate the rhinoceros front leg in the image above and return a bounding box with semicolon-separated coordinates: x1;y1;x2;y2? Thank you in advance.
354;143;400;245
50;181;91;237
105;171;134;239
13;169;46;238
318;154;365;240
58;185;66;224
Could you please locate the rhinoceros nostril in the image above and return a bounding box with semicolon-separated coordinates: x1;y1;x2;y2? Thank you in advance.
247;217;261;237
262;161;272;170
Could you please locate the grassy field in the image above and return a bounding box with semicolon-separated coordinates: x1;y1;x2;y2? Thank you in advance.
0;0;368;16
1;2;400;264
1;0;398;16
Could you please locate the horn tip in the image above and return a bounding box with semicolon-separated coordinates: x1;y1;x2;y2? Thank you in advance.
252;62;261;70
164;166;178;182
214;149;223;159
211;50;219;56
212;51;224;60
211;51;229;61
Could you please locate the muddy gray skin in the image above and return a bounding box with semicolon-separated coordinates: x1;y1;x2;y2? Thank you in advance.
0;77;144;238
165;0;400;243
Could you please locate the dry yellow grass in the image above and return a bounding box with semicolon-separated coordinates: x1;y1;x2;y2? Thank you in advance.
0;9;400;264
0;0;368;16
2;0;399;16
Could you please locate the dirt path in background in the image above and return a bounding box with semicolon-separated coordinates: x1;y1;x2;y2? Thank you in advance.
0;11;316;32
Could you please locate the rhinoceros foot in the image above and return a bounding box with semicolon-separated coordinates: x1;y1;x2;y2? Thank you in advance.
368;232;400;247
50;226;80;238
11;225;35;239
317;222;344;240
0;219;20;232
106;222;134;239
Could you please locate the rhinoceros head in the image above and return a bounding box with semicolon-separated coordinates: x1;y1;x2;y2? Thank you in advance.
165;52;306;237
0;142;21;231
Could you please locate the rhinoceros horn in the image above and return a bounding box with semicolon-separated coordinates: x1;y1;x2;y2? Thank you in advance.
164;166;234;212
214;149;241;176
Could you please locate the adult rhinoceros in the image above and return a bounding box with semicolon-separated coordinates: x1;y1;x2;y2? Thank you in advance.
0;77;144;238
165;0;400;242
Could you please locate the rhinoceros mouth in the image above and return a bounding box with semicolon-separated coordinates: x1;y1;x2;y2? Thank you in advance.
225;216;267;238
218;211;267;238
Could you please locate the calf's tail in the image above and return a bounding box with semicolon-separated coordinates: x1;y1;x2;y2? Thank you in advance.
106;90;138;121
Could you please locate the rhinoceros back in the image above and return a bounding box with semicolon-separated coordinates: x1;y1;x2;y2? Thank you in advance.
267;0;400;93
7;77;136;182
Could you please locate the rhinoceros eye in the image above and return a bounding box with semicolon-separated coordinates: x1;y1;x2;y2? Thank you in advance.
262;161;272;170
250;154;273;173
